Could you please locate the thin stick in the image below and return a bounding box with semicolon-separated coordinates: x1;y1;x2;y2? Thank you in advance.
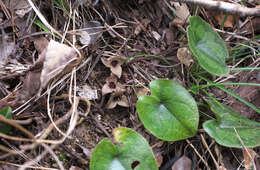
0;161;57;170
171;0;260;16
186;139;211;170
233;128;256;170
26;0;81;58
0;115;35;139
200;134;219;169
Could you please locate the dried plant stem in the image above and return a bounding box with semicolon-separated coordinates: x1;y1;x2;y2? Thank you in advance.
200;134;219;169
171;0;260;16
0;115;35;139
0;161;57;170
186;139;211;170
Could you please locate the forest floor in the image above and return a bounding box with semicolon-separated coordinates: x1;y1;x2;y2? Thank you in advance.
0;0;260;169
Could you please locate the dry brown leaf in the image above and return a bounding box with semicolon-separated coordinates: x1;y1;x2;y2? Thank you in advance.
17;40;78;104
171;155;192;170
17;54;44;104
177;47;193;66
102;74;125;96
205;0;235;28
214;14;235;28
170;2;190;21
101;56;125;78
243;148;257;170
106;92;129;109
33;37;49;54
41;40;78;89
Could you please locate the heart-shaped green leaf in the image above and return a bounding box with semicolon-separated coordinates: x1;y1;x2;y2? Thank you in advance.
90;127;158;170
136;79;199;141
0;107;12;134
187;16;229;76
203;99;260;148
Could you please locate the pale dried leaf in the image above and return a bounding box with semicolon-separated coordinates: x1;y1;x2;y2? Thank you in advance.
41;40;78;89
79;21;103;46
243;149;257;170
106;96;118;109
177;47;193;66
110;65;122;78
102;83;115;96
172;156;192;170
172;2;190;20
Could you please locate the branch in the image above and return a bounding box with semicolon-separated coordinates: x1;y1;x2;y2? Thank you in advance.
171;0;260;16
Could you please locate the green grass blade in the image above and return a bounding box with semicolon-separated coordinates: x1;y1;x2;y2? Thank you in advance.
194;75;260;114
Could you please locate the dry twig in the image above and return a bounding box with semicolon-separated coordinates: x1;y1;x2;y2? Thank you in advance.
171;0;260;16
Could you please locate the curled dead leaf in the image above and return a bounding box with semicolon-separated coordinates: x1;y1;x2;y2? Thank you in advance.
177;47;193;66
106;92;129;109
214;14;235;28
101;56;125;78
17;40;79;104
170;2;190;21
33;37;49;54
41;40;79;89
102;74;125;96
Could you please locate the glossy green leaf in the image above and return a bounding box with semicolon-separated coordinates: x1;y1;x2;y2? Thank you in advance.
136;79;199;141
0;107;12;134
90;127;158;170
203;99;260;148
187;16;229;76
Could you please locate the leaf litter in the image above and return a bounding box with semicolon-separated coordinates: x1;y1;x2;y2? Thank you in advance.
0;0;260;169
